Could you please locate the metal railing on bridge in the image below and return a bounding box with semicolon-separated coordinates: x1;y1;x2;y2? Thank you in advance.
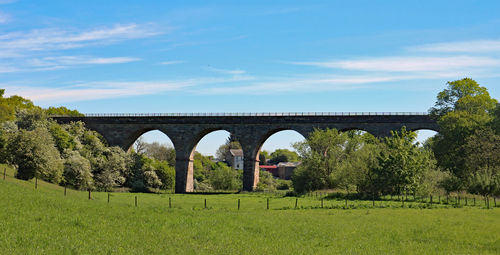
53;112;429;117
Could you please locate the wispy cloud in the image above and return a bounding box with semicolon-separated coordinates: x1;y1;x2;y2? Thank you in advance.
196;72;462;95
0;0;16;4
160;60;185;65
288;56;500;73
409;39;500;53
3;75;254;103
205;66;247;75
0;23;163;52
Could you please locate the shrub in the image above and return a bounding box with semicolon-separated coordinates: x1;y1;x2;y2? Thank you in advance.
8;127;63;183
63;151;93;190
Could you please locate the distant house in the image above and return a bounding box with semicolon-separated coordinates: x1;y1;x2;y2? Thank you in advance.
229;149;244;170
277;162;301;180
259;162;300;180
259;165;278;176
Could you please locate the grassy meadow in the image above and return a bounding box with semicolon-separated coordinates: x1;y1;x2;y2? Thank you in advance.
1;164;500;254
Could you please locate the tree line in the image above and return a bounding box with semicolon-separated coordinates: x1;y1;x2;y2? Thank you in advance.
291;78;500;201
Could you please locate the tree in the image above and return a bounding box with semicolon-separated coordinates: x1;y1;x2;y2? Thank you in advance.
208;162;240;190
259;150;270;164
63;151;93;190
371;127;434;196
429;78;496;118
463;128;500;202
143;141;176;166
49;122;76;153
268;149;299;165
0;89;36;122
215;135;241;162
45;106;83;116
93;147;128;191
134;136;147;154
429;78;498;187
8;128;64;183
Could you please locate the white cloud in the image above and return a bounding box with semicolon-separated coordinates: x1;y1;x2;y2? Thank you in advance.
288;56;500;73
205;66;246;75
3;75;254;103
34;56;140;65
0;23;163;52
410;39;500;53
160;60;185;65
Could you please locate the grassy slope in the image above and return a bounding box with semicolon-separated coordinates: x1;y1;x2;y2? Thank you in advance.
1;164;499;254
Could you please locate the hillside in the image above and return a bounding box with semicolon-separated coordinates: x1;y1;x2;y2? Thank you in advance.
1;164;500;254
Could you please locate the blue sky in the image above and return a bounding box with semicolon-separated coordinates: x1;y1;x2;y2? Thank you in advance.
1;0;500;155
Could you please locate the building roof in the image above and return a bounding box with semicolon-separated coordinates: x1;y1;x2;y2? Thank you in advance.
229;149;243;157
259;165;277;169
277;162;301;167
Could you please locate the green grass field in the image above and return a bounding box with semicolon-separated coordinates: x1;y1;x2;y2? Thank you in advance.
1;164;500;254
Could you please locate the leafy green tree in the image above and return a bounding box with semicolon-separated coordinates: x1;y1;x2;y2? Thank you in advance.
208;162;240;190
63;151;93;190
256;170;277;191
143;141;175;166
48;122;76;153
292;128;350;193
268;149;299;164
0;89;36;122
15;108;48;130
8;128;64;183
429;78;496;117
151;159;175;190
193;151;217;182
45;106;83;116
430;79;498;187
463;128;500;201
93;147;128;191
372;127;433;196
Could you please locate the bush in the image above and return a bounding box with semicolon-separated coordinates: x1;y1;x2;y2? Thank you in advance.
276;179;292;190
209;163;240;190
8;128;63;183
63;151;93;190
255;170;276;192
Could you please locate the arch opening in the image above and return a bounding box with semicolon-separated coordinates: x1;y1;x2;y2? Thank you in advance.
412;129;438;146
128;130;176;193
257;130;305;188
190;129;242;192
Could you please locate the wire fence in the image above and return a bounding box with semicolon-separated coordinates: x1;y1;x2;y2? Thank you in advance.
52;112;430;117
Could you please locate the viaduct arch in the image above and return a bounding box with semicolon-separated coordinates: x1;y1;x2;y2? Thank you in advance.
53;112;438;193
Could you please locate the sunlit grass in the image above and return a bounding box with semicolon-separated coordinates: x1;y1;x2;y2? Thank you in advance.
1;164;499;254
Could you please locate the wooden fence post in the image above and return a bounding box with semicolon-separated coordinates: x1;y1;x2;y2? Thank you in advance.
135;196;137;207
64;186;67;196
295;198;298;209
35;177;38;189
238;199;240;210
3;167;5;180
204;199;207;209
88;189;91;200
169;197;171;208
107;193;110;203
267;198;269;210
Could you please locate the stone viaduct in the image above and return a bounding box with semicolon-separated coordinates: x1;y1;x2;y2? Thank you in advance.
53;112;439;193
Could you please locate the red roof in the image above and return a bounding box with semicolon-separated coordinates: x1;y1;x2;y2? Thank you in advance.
259;165;277;169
